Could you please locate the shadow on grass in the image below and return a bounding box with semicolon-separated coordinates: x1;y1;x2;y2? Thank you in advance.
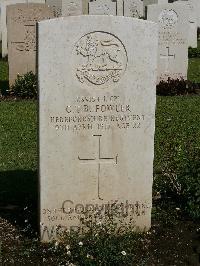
0;170;38;236
0;80;9;96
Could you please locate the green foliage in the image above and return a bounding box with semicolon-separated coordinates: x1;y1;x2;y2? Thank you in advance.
11;71;37;99
154;96;200;219
156;78;199;96
188;47;200;58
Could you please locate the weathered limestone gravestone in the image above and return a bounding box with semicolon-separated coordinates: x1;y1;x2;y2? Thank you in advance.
47;0;84;16
143;1;169;18
89;0;117;15
195;0;200;28
89;0;144;17
7;3;54;85
62;0;83;16
158;0;168;4
82;0;90;14
124;0;143;18
116;0;123;15
176;0;197;47
46;0;62;17
148;3;189;82
1;0;45;57
187;0;200;28
39;15;158;241
173;0;200;28
143;0;158;19
189;0;200;28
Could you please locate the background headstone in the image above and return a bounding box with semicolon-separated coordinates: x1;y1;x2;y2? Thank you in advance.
173;0;200;28
124;0;143;18
62;0;83;16
1;0;45;58
46;0;62;17
148;3;189;82
89;0;117;15
190;0;200;28
195;0;200;28
176;0;197;48
82;0;89;14
116;0;123;15
39;15;158;241
143;0;158;19
143;0;169;18
7;3;54;85
158;0;168;4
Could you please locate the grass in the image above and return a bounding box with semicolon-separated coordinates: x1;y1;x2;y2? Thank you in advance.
188;58;200;83
0;60;8;80
154;95;200;190
187;40;200;82
0;101;38;235
0;42;8;91
0;101;37;171
0;59;9;94
155;96;200;169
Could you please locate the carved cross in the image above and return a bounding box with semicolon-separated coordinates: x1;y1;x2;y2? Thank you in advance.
160;46;175;72
78;134;118;200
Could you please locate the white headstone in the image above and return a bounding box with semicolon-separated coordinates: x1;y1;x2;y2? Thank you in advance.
7;3;54;85
143;0;158;19
148;3;189;82
195;0;200;28
158;0;168;4
175;0;197;47
173;0;200;28
47;0;86;17
46;0;62;17
82;0;89;14
144;0;168;12
1;0;45;58
38;15;158;242
124;0;143;18
62;0;83;16
188;0;200;28
89;0;117;15
116;0;123;15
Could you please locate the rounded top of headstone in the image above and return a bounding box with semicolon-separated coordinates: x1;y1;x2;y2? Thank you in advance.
158;9;178;28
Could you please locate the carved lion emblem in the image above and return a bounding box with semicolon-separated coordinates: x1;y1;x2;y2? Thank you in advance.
74;32;127;86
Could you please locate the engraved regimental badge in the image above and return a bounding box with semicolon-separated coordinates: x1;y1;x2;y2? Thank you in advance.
158;9;178;29
74;32;127;86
